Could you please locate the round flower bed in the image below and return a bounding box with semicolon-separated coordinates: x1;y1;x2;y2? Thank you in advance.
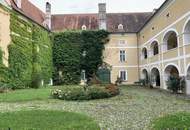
52;84;119;101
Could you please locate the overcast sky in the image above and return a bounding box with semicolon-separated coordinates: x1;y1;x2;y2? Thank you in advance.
29;0;165;14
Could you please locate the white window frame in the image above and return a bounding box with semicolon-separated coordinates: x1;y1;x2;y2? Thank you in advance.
119;70;128;81
119;50;126;62
118;40;126;46
82;25;87;30
118;24;124;30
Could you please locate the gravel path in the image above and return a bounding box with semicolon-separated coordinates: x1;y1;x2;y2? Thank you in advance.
1;86;190;130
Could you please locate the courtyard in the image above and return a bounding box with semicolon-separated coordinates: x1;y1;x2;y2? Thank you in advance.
1;86;190;130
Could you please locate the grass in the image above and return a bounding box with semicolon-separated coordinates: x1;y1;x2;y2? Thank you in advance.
152;112;190;130
0;110;100;130
0;87;52;102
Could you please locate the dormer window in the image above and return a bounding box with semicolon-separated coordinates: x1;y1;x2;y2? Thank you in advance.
118;24;124;30
82;25;87;30
15;0;22;8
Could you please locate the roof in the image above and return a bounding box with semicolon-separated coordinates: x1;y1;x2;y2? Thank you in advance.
9;0;46;28
51;12;152;33
51;14;98;32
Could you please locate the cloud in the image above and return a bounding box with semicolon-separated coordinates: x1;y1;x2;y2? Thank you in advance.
29;0;165;14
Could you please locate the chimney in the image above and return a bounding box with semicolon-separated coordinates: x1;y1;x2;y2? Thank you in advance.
98;3;107;30
45;2;51;29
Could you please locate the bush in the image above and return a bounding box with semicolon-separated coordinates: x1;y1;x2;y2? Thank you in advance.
52;85;119;101
105;84;120;96
166;75;180;93
0;82;12;93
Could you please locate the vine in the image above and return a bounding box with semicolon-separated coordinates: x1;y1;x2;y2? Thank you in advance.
53;30;109;85
7;11;53;89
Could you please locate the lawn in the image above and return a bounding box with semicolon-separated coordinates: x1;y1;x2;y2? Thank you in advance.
152;112;190;130
0;87;52;102
0;110;100;130
1;86;190;129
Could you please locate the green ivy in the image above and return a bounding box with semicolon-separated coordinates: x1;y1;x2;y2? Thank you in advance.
53;30;109;85
7;11;53;89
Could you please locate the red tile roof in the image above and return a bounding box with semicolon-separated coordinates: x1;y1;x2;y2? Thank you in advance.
7;0;152;33
51;14;98;32
51;12;152;33
10;0;46;27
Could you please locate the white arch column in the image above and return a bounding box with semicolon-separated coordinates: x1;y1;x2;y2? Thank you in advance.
186;66;190;95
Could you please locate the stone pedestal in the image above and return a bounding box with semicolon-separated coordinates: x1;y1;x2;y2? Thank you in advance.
80;80;86;86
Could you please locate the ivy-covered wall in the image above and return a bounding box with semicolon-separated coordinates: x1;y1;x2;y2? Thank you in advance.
6;12;53;89
53;30;109;85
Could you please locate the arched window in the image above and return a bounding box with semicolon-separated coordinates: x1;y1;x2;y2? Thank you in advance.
150;41;159;56
142;47;148;59
82;25;87;30
118;24;124;30
163;31;178;50
183;20;190;44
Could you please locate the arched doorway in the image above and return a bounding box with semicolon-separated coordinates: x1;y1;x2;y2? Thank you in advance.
164;65;179;89
183;20;190;44
150;41;159;56
142;69;149;85
186;66;190;95
142;48;148;59
151;68;160;87
163;31;178;51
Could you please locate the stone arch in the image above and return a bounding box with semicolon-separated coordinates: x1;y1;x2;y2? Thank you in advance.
163;29;178;51
164;64;180;89
183;18;190;44
151;67;161;87
142;69;149;84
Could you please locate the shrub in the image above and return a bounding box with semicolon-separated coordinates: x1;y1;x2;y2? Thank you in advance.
105;84;120;96
115;76;122;85
166;75;180;93
52;85;119;101
0;82;12;93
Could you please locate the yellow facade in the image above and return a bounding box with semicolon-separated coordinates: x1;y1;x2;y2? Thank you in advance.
103;33;139;84
0;6;10;66
137;0;190;93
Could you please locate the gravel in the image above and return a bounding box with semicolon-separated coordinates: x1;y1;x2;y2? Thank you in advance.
1;86;190;130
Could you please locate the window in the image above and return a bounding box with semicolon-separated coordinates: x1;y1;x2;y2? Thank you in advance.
118;24;124;30
142;48;148;59
120;70;128;81
120;50;126;62
119;40;126;45
82;25;87;30
163;31;178;51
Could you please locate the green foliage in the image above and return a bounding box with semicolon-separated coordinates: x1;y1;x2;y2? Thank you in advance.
53;30;109;85
152;112;190;130
0;110;100;130
166;75;180;93
7;12;53;89
52;85;119;101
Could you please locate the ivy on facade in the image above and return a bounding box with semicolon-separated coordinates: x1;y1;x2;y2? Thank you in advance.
53;30;109;85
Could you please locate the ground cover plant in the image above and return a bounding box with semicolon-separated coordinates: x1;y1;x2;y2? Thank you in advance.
0;110;100;130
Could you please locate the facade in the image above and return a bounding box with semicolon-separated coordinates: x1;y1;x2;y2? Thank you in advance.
1;0;190;93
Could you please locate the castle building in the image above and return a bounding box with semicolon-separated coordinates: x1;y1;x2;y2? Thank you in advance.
0;0;190;94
